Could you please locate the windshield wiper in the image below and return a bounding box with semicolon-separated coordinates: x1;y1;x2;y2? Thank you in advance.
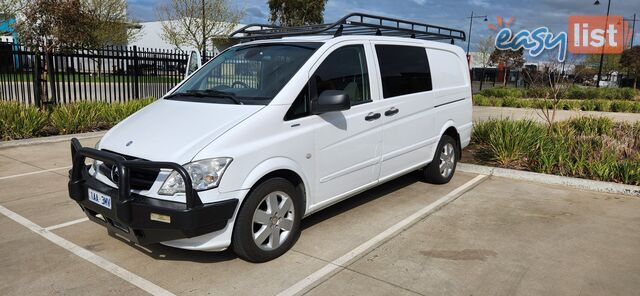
164;89;243;105
193;89;244;105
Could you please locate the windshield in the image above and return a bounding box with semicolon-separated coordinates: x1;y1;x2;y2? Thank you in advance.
168;42;322;105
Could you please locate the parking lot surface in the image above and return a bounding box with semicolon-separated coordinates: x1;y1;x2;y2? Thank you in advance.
1;139;639;295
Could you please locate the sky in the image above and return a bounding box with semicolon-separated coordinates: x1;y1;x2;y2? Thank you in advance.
127;0;640;53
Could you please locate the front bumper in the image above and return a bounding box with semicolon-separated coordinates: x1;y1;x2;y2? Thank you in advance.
67;138;238;245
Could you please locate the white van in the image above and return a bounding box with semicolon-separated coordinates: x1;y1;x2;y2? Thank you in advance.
68;13;472;262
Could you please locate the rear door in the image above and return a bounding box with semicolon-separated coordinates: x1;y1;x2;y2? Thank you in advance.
371;42;439;182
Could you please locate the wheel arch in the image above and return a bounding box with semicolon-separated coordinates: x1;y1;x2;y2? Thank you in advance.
240;158;309;215
439;121;461;158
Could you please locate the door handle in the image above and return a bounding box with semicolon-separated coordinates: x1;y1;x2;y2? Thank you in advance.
365;112;381;121
385;107;399;116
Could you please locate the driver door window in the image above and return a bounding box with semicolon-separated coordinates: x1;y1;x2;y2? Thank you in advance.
313;45;370;105
285;45;371;120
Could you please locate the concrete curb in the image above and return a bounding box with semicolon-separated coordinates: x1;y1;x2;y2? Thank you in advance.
0;131;106;149
458;163;640;197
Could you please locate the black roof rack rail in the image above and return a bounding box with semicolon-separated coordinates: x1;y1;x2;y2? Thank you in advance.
229;12;466;43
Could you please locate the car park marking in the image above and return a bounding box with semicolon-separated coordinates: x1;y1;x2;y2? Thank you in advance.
0;205;175;296
278;174;488;296
44;217;90;231
0;166;72;180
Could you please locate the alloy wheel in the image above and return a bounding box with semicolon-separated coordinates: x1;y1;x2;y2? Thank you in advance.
251;191;295;251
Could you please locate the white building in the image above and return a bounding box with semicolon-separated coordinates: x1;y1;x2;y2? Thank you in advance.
131;20;246;55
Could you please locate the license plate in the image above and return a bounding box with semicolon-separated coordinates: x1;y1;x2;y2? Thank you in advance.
88;188;112;209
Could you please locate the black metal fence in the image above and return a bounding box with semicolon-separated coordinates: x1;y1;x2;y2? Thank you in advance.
0;43;196;105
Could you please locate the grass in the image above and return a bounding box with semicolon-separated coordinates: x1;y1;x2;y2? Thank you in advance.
468;117;640;186
477;86;639;101
0;98;154;140
473;95;640;113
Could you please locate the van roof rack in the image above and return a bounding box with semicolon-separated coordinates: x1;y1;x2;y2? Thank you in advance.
229;12;466;44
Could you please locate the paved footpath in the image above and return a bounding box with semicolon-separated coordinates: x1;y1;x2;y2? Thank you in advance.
473;106;640;123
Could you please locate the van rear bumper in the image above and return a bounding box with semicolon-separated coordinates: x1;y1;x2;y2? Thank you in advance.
67;138;238;245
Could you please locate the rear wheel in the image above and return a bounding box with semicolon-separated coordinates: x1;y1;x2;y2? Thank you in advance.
232;178;302;262
423;135;458;184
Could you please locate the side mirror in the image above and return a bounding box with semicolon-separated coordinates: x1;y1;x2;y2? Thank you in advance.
311;90;351;115
185;50;202;78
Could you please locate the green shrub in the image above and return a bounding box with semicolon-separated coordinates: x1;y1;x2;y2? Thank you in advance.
617;161;640;186
0;102;48;140
594;100;611;112
470;117;639;186
484;119;545;166
516;99;532;108
49;102;105;134
488;98;503;107
562;116;613;136
566;86;588;100
611;101;634;113
580;100;597;111
471;119;499;145
472;95;490;106
501;96;519;107
523;87;550;98
0;98;154;140
560;100;579;110
478;87;523;98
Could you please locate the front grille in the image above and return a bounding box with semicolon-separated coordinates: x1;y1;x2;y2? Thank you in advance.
98;150;160;191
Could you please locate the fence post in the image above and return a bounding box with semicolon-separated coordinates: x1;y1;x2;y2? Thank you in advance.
46;51;57;104
33;53;42;107
133;45;140;99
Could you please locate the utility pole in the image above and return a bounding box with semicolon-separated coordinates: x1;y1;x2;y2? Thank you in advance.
466;11;487;84
632;13;636;47
594;0;611;88
466;11;488;57
202;0;206;60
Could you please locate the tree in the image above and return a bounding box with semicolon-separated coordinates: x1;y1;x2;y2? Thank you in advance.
15;0;137;50
156;0;244;58
476;35;494;90
489;46;525;86
15;0;93;51
268;0;327;27
0;0;26;22
523;53;582;132
84;0;139;48
620;46;640;89
584;53;622;80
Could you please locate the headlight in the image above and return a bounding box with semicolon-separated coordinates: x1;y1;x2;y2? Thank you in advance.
158;158;232;195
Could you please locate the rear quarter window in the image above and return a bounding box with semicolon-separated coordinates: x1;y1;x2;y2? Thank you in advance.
374;45;432;98
426;49;467;90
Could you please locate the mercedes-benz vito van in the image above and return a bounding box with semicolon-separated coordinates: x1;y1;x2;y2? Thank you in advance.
68;13;472;262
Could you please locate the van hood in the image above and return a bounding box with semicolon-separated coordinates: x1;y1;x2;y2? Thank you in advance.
99;99;263;164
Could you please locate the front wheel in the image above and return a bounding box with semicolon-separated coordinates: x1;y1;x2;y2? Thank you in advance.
232;178;302;262
423;135;458;184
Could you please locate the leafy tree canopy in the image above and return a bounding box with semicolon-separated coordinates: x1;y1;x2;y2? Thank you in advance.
268;0;327;27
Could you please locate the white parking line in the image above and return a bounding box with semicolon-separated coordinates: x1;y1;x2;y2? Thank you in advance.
45;217;90;231
0;166;72;180
278;174;488;296
0;205;175;296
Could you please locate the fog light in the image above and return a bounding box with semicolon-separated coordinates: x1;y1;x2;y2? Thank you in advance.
150;213;171;224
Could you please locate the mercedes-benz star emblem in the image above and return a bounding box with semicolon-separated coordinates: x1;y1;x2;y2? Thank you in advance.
110;166;120;183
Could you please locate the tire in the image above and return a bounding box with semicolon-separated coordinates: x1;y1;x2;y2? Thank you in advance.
232;177;302;263
423;135;458;184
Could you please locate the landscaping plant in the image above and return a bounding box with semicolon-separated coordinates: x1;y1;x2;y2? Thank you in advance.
0;98;154;140
469;117;640;186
